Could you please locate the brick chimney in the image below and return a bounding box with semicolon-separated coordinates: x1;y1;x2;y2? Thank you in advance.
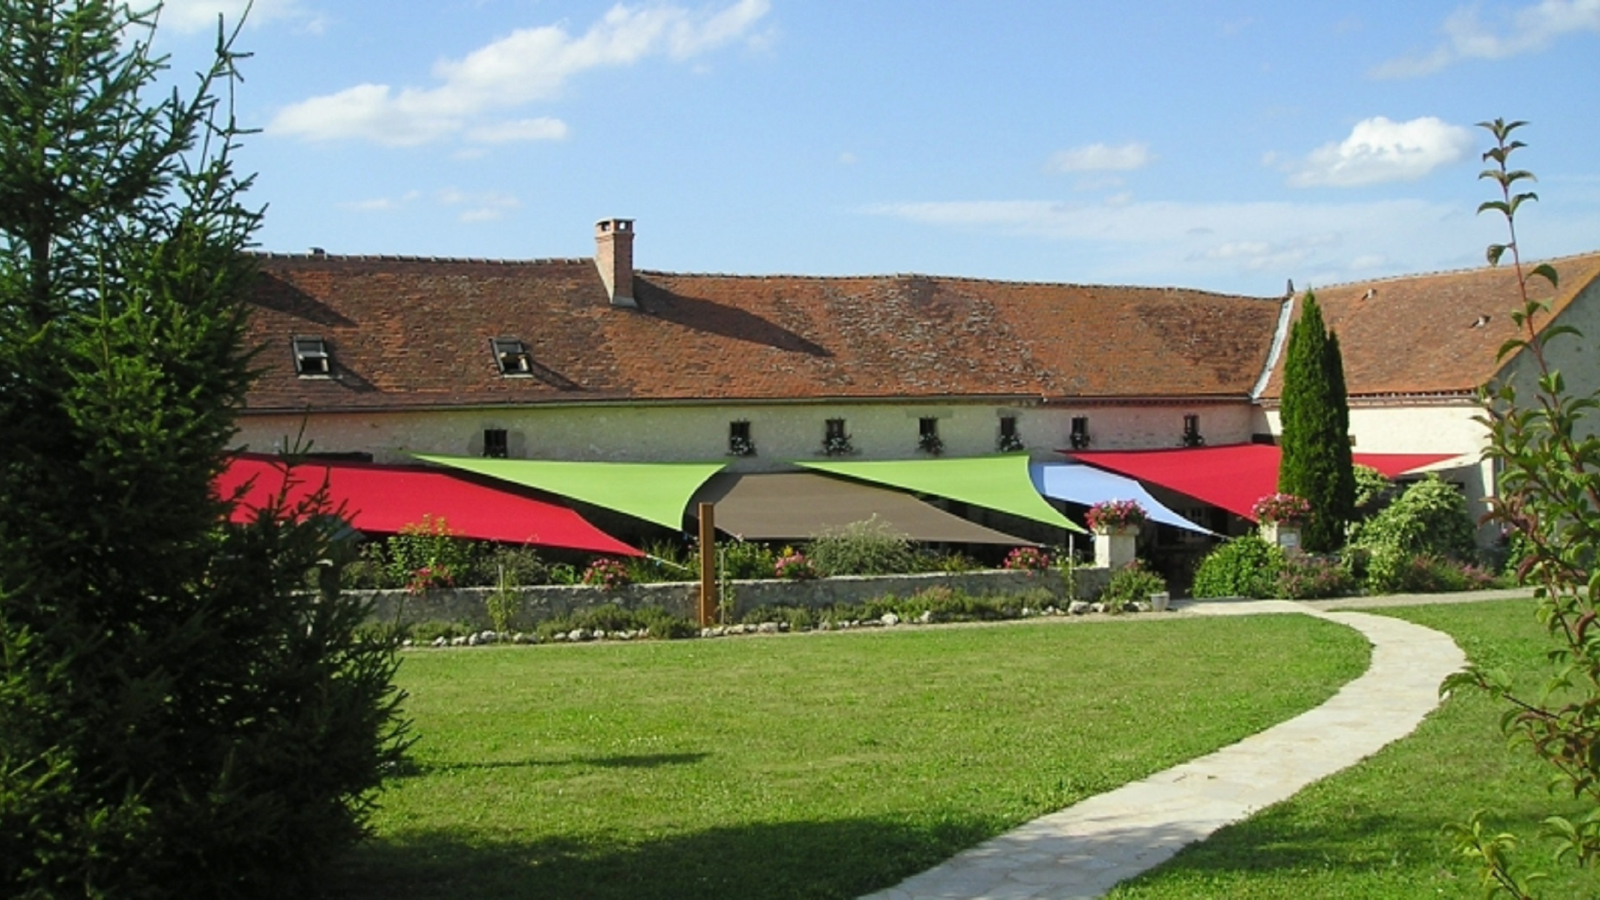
594;218;636;309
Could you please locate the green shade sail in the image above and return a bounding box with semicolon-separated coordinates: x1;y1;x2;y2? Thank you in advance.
413;455;725;531
796;454;1086;533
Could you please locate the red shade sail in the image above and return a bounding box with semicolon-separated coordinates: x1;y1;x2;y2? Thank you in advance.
1067;444;1462;520
217;454;642;556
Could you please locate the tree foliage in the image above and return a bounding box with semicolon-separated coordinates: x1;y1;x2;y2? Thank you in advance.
1277;290;1356;551
1444;119;1600;898
0;3;407;896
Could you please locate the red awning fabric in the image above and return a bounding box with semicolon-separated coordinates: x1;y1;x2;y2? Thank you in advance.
1066;444;1462;520
217;454;642;556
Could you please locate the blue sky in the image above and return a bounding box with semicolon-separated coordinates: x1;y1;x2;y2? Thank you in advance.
154;0;1600;296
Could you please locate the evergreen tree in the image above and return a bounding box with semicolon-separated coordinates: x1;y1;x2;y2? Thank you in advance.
1277;291;1356;551
0;3;408;896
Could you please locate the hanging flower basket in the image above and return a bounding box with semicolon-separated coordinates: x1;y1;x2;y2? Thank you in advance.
1086;499;1147;533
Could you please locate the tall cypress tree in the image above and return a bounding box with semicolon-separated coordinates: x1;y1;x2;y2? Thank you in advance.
0;3;408;896
1277;291;1356;551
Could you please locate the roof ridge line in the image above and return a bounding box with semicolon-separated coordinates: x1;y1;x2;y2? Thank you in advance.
1310;249;1600;292
249;251;591;266
638;269;1271;299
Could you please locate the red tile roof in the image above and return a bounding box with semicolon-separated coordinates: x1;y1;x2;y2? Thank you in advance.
1258;252;1600;399
242;254;1283;413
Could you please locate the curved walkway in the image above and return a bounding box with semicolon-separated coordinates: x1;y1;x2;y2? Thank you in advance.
861;600;1468;900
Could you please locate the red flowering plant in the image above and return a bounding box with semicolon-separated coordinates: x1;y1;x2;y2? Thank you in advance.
406;565;455;595
581;557;632;590
1251;492;1312;525
1085;499;1147;533
1003;546;1051;574
773;550;818;580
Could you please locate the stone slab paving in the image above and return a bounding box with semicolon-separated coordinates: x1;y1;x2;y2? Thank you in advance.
860;600;1468;900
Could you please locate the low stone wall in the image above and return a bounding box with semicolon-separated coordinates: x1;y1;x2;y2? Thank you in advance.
362;566;1113;630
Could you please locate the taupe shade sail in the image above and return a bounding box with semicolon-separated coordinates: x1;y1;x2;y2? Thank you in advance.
690;472;1037;545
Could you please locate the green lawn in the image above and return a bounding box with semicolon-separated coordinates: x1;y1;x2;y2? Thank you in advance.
328;615;1367;900
1108;598;1600;900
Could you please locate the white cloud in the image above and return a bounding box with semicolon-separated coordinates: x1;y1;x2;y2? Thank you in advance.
434;189;521;223
1285;116;1474;188
270;0;770;146
158;0;315;33
338;190;421;212
466;118;570;144
1048;142;1153;173
863;196;1482;289
1372;0;1600;77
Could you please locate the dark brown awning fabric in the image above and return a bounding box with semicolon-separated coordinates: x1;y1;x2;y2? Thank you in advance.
690;472;1036;545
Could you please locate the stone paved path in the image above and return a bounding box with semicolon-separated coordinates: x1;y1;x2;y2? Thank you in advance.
860;600;1468;900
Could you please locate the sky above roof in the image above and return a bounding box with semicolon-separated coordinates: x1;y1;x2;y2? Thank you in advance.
154;0;1600;296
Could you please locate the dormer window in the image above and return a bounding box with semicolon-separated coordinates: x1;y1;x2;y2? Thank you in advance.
292;336;331;377
491;337;533;376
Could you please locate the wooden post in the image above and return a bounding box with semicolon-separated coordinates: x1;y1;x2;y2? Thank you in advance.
698;502;716;627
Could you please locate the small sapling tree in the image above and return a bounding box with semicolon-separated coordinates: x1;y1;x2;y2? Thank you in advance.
1443;119;1600;897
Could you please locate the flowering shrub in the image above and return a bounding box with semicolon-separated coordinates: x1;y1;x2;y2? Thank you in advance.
773;551;818;580
1085;499;1147;532
1252;492;1312;524
1003;546;1051;573
581;557;632;590
407;564;455;595
1274;555;1357;600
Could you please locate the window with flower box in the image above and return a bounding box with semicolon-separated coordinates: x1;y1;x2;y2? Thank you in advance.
728;420;755;456
823;418;853;456
1070;416;1091;449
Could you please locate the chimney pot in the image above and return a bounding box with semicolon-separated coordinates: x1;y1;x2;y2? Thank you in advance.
594;218;636;308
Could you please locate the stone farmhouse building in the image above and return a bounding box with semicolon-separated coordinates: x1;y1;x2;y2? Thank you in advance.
235;218;1600;548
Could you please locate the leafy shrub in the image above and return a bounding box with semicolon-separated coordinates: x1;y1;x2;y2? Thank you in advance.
1352;464;1393;515
896;586;1009;622
464;544;549;587
921;549;983;573
721;540;777;579
806;517;917;576
1350;475;1477;562
739;604;819;630
405;620;475;643
1275;555;1358;600
1191;536;1285;599
341;541;399;589
1368;550;1501;594
1101;560;1167;610
535;605;693;640
387;516;476;591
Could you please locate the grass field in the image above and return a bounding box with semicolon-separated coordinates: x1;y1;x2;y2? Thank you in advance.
1107;598;1600;899
327;614;1367;899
